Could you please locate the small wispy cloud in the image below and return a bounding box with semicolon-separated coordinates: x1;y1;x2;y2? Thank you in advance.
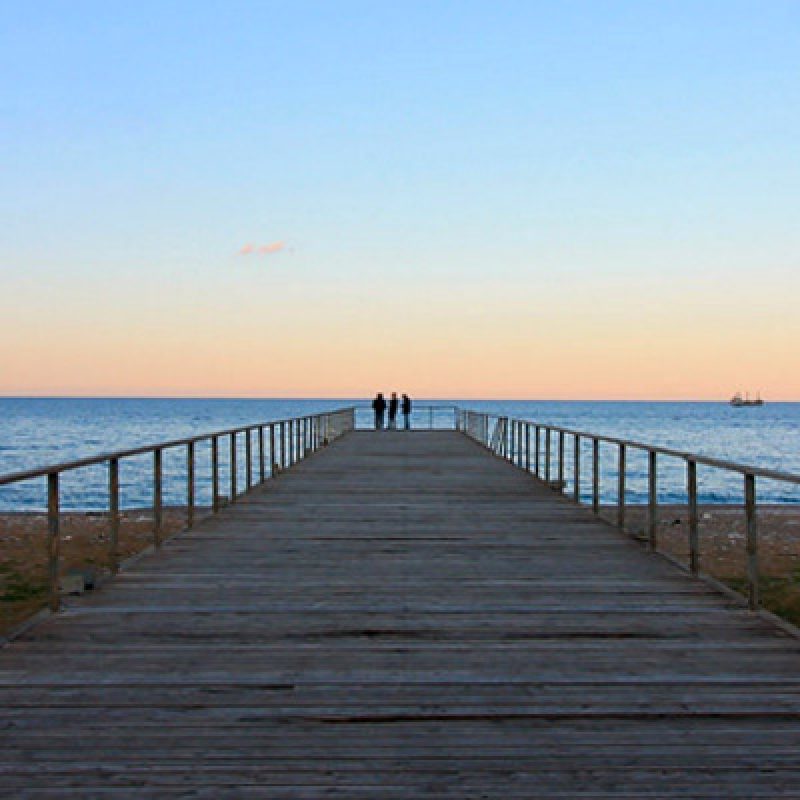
258;241;285;255
238;240;287;257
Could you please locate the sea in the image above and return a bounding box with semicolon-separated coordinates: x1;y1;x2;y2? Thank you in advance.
0;398;798;511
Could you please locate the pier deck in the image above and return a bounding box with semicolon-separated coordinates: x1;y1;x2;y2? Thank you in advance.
3;430;800;797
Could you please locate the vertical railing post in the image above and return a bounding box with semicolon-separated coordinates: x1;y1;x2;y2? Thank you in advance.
153;448;162;548
647;450;657;551
545;429;551;483
281;422;287;468
245;429;252;490
525;423;531;472
617;444;626;530
429;407;434;429
592;438;599;513
534;426;540;477
745;473;759;610
688;459;698;575
515;421;520;462
558;431;565;490
258;426;265;483
573;434;580;503
187;442;195;530
109;458;120;575
47;472;60;612
211;436;219;513
230;432;237;502
269;424;277;475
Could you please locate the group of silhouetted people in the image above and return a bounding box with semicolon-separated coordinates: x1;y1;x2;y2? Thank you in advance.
372;392;412;430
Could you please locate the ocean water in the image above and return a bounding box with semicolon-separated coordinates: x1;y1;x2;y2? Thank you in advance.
0;398;798;510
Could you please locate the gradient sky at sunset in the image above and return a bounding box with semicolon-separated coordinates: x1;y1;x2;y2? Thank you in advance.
2;1;799;399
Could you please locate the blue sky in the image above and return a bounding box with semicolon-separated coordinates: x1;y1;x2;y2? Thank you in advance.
1;1;799;397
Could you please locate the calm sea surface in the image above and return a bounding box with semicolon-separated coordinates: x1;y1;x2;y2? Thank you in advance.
0;398;798;510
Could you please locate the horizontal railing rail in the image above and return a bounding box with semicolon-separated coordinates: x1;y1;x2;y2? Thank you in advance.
0;407;356;614
354;403;460;430
459;408;800;612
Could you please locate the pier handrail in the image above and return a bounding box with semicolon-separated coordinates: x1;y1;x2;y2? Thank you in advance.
0;406;356;613
459;408;800;612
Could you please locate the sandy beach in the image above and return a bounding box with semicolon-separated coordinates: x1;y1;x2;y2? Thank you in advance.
0;508;196;634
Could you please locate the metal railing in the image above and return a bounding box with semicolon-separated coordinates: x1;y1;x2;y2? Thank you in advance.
460;409;800;611
0;407;355;613
354;404;460;430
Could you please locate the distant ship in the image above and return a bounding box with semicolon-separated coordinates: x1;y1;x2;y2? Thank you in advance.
730;392;764;407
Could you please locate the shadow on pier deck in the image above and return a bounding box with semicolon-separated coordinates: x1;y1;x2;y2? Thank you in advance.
3;430;800;797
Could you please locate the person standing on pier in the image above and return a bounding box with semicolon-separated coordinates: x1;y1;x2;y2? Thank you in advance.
401;393;412;430
388;392;399;429
372;392;386;430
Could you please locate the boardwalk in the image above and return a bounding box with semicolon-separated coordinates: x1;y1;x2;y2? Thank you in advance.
2;431;800;797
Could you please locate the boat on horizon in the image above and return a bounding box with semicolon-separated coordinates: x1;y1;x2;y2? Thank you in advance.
730;392;764;407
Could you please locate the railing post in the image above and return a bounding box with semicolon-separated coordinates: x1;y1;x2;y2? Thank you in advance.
245;429;252;490
211;436;219;512
258;426;265;483
280;422;287;468
525;423;531;472
648;450;657;550
109;458;119;575
517;422;523;468
573;434;580;503
617;444;625;530
688;459;698;575
558;431;565;490
47;472;60;612
429;407;434;429
153;448;162;548
545;428;551;483
745;473;759;610
592;438;599;513
534;426;540;477
230;433;237;502
187;442;195;530
269;424;277;475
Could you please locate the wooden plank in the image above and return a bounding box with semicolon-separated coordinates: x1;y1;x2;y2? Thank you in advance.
2;430;800;795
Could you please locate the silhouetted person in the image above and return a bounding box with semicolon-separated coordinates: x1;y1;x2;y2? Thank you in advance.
372;392;386;430
401;393;412;430
388;392;399;430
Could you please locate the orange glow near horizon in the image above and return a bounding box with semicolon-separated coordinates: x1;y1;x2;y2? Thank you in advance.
2;278;798;401
2;266;798;401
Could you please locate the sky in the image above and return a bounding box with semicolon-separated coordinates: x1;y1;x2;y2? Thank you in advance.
1;1;799;399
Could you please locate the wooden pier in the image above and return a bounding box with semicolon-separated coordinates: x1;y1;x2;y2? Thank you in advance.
3;430;800;797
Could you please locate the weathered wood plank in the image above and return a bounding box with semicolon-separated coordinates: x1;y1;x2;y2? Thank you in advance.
2;430;800;795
